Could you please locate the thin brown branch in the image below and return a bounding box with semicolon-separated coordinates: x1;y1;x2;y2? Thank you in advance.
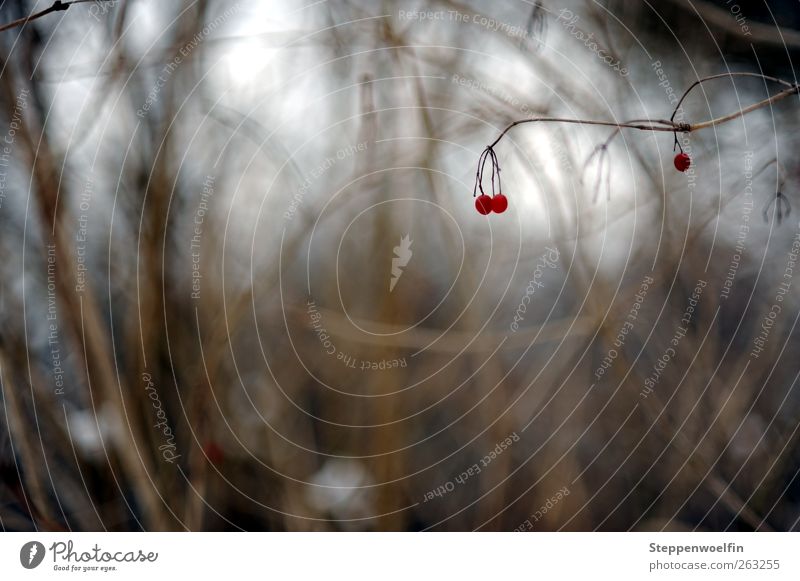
664;0;800;49
688;84;800;131
478;72;800;198
488;117;681;150
669;72;795;122
488;73;800;149
0;0;112;33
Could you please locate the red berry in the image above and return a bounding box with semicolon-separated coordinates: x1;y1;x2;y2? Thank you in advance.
674;153;691;172
203;441;224;466
475;194;493;215
491;194;508;214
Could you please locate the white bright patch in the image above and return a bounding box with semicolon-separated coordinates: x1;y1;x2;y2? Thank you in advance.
67;405;116;458
222;37;269;85
307;459;374;526
218;1;294;87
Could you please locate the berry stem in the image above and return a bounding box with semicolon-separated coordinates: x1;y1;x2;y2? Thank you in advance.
484;73;799;152
0;0;109;32
475;71;800;202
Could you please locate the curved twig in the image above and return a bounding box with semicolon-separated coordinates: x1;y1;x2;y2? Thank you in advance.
487;117;681;150
476;72;800;201
669;72;795;122
0;0;114;33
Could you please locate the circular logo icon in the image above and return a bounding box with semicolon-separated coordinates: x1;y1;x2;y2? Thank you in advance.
20;541;45;569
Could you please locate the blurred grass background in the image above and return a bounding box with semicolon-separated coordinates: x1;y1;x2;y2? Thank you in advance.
1;0;800;531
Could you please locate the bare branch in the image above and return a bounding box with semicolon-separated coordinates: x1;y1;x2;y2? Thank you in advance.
477;72;800;199
0;0;113;33
687;84;800;131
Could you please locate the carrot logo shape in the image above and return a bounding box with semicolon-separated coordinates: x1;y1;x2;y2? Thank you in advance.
390;235;413;292
20;541;45;569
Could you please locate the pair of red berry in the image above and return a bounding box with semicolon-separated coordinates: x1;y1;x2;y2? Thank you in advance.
474;155;688;215
475;193;508;215
674;153;691;172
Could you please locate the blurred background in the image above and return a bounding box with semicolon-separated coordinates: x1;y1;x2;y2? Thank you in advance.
1;0;800;531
